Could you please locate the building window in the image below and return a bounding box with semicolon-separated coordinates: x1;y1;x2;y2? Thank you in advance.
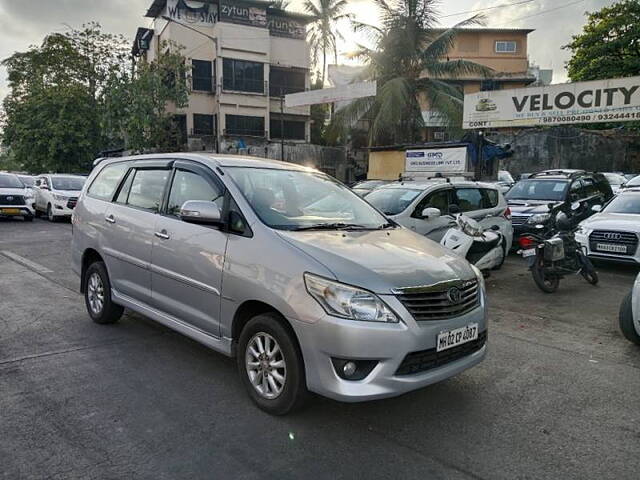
223;59;264;93
270;118;306;140
495;41;517;53
192;59;213;92
193;114;215;136
226;115;265;137
269;68;306;96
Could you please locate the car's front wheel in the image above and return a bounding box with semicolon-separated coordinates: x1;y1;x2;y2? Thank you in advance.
619;291;640;345
84;261;123;325
47;204;57;222
237;313;308;415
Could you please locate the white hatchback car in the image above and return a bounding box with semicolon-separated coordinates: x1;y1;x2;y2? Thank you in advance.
34;174;86;222
576;187;640;264
365;180;513;252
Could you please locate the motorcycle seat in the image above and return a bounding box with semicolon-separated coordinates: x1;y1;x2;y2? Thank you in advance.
469;232;502;254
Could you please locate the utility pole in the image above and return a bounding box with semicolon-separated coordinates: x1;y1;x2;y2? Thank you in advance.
280;86;285;162
161;15;219;153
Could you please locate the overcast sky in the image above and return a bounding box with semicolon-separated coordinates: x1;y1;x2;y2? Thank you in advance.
0;0;617;102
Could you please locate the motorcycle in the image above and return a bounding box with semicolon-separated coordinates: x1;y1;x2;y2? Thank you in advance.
517;200;598;293
440;213;506;272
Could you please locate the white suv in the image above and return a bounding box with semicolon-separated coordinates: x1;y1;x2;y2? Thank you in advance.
0;173;35;221
365;180;513;252
34;174;86;221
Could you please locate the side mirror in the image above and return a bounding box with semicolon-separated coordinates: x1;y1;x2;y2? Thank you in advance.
592;204;602;213
179;200;222;226
571;201;581;211
421;207;441;220
448;204;461;215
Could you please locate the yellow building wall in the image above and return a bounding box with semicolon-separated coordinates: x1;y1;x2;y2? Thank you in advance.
368;151;406;180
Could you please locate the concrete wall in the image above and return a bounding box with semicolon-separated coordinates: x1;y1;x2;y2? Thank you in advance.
490;127;640;176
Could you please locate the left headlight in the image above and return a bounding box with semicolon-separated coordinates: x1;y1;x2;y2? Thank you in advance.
304;273;399;323
527;213;550;225
53;194;68;201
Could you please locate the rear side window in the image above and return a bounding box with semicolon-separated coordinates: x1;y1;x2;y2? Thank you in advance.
118;169;170;212
87;163;129;200
455;188;483;212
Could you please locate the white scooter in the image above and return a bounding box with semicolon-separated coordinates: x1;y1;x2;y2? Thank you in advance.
438;211;506;272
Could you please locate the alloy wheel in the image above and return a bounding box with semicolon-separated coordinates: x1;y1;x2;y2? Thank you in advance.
245;332;287;399
87;272;105;315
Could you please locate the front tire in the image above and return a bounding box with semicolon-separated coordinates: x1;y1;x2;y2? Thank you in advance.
47;204;57;222
84;261;123;324
531;257;560;293
237;313;308;415
619;291;640;345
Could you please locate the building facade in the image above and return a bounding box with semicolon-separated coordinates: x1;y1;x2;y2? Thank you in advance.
420;28;537;141
133;0;313;152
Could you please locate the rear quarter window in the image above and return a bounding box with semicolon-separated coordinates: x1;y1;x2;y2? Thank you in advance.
87;163;130;201
482;188;499;208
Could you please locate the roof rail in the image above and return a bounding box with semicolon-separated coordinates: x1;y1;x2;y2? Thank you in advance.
530;169;586;179
92;157;107;167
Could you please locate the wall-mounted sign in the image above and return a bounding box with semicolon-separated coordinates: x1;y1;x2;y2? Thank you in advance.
463;75;640;129
166;0;218;26
405;147;467;173
268;17;306;39
220;2;267;27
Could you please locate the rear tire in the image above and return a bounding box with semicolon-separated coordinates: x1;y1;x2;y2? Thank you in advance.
84;261;123;324
619;291;640;345
531;257;559;293
237;313;308;415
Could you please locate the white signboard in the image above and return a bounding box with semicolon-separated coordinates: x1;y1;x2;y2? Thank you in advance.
463;76;640;129
405;147;467;173
285;81;377;107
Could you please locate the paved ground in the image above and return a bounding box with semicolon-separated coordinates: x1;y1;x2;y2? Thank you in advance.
1;217;639;480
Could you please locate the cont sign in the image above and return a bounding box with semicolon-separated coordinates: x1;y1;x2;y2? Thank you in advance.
405;147;467;173
463;76;640;129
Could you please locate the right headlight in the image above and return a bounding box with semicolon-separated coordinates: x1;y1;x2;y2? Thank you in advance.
304;273;399;323
527;213;550;225
53;194;68;201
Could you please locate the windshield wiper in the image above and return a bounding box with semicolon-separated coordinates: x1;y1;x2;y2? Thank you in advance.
291;223;376;231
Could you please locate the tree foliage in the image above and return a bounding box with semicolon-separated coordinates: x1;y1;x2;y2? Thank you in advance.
565;0;640;82
329;0;491;146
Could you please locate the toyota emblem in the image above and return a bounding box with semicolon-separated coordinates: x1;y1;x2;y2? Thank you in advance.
6;196;13;201
447;287;462;305
603;232;622;241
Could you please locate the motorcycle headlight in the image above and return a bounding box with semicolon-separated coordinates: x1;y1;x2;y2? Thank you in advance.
53;194;68;201
304;273;399;323
527;213;550;225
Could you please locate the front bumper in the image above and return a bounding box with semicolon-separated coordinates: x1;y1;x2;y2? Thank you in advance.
0;204;34;217
575;232;640;264
290;291;488;402
50;202;75;217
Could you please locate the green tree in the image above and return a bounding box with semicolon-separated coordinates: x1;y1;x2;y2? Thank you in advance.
305;0;352;84
1;23;130;173
103;42;190;153
330;0;491;146
565;0;640;82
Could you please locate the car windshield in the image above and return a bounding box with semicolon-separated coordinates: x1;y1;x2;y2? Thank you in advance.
51;176;85;191
0;174;24;189
227;167;391;231
626;175;640;187
603;195;640;214
604;173;626;186
365;187;422;215
498;171;514;183
506;180;569;201
17;176;35;187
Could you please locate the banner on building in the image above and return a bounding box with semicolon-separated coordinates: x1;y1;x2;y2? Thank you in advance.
405;147;467;173
463;76;640;129
165;0;218;26
286;81;376;107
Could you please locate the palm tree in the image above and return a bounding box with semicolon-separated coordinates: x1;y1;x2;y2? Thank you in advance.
270;0;290;10
332;0;492;146
304;0;352;85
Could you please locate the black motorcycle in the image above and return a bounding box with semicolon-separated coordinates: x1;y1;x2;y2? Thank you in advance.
518;201;598;293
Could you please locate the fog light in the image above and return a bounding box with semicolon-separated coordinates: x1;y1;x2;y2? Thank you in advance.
343;362;357;377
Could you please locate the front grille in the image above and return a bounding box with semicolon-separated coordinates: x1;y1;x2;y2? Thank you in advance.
396;279;480;321
396;330;487;376
511;214;529;226
589;230;638;256
67;197;78;209
0;194;25;206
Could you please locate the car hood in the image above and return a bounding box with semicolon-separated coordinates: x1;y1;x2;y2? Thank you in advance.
507;199;560;215
277;228;476;294
581;212;640;232
53;190;82;197
0;187;28;196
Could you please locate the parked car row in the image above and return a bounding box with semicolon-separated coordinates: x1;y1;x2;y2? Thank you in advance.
0;172;86;222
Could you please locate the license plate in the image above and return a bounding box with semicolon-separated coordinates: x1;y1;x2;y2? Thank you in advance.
1;208;21;215
437;323;479;352
596;243;627;254
522;248;537;258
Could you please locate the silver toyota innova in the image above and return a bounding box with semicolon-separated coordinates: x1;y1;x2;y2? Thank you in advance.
71;154;487;414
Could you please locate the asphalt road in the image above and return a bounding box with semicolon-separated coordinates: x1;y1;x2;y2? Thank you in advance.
1;217;639;480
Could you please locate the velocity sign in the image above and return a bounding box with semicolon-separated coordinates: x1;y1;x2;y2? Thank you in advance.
463;76;640;129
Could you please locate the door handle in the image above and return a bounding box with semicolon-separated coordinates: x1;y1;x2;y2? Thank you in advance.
105;214;115;224
155;230;170;240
